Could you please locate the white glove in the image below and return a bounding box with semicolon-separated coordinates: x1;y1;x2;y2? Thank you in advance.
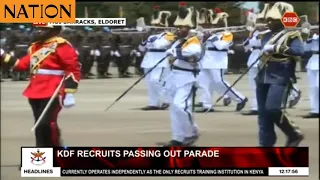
110;51;114;56
136;52;141;57
228;50;235;54
61;93;75;109
114;50;121;57
0;49;5;56
94;50;101;56
130;49;137;56
90;50;94;55
263;44;275;53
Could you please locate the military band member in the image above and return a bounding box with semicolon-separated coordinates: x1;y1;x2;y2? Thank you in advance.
256;2;304;147
197;8;248;112
162;2;201;146
139;5;174;110
0;24;81;148
303;32;319;118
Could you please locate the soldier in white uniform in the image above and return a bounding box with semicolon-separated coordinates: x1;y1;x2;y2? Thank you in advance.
139;5;175;111
303;32;319;118
241;29;267;115
162;2;202;146
195;8;232;109
197;8;248;113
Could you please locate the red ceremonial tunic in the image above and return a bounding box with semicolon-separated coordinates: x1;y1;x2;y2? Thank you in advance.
12;36;81;99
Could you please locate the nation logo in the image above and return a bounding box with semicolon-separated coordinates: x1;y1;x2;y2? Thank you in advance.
31;149;46;165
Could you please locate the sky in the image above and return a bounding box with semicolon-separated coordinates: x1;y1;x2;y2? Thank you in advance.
242;2;259;12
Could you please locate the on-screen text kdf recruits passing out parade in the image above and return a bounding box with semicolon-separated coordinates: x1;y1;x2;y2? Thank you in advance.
0;0;319;163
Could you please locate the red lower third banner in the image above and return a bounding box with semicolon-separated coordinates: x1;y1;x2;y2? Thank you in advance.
21;147;309;177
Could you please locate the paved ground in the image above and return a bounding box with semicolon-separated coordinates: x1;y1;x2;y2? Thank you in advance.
1;71;318;180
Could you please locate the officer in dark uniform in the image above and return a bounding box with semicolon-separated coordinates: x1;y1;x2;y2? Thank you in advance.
103;32;114;77
10;29;29;81
80;30;95;79
110;33;132;78
255;2;304;147
70;31;88;79
132;32;146;75
1;29;11;80
95;30;113;79
119;33;134;78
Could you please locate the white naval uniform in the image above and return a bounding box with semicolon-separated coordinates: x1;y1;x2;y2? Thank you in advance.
198;32;245;109
243;30;263;111
139;32;174;107
305;34;319;114
165;36;201;143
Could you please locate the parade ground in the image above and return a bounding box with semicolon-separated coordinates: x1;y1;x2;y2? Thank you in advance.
1;70;318;180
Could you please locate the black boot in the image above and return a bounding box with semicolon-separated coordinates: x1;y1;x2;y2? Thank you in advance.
141;106;162;111
223;97;231;106
195;108;215;113
183;134;200;146
236;97;248;111
302;113;319;119
162;140;184;147
242;110;258;116
273;111;304;147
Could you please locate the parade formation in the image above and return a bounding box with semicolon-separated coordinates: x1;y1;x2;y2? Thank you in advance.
0;1;319;151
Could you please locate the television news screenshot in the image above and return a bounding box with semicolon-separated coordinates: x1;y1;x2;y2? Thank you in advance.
0;0;319;179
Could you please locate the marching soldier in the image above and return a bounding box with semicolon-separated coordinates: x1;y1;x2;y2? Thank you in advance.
110;34;130;78
87;32;98;77
303;30;319;118
80;31;95;79
121;34;135;77
242;10;269;115
139;5;174;110
0;24;81;149
255;2;304;147
97;31;113;79
196;8;248;113
162;2;201;146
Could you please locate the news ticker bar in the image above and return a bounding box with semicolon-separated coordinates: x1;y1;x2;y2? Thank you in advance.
45;18;126;26
21;167;309;177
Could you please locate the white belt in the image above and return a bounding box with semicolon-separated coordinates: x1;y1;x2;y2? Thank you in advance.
36;69;64;76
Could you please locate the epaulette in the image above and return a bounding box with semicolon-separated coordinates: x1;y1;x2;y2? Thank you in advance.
165;32;174;36
164;32;176;41
182;36;200;49
221;31;233;42
223;31;232;36
286;31;302;41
